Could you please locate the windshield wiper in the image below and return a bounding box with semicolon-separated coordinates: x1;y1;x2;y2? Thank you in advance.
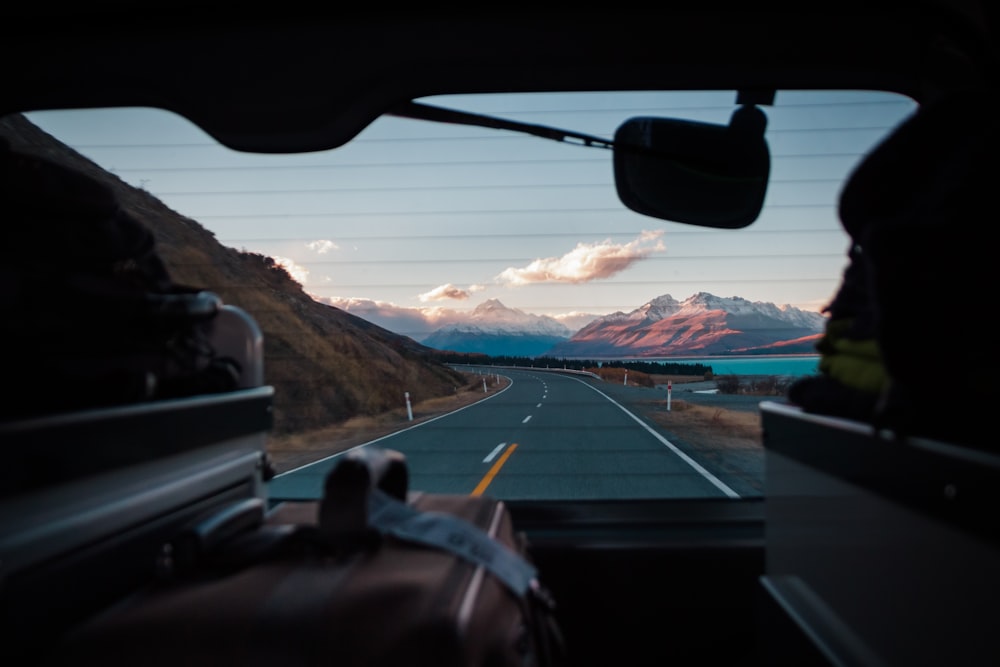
386;101;614;150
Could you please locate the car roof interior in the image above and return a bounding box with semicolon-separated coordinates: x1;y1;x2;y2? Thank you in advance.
6;3;996;152
4;2;999;666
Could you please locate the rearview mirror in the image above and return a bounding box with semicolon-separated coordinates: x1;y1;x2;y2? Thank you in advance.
613;106;770;228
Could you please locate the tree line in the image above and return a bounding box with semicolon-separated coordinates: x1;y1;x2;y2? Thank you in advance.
431;352;714;377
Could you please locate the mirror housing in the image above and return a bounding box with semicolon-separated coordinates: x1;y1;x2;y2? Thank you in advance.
613;105;770;228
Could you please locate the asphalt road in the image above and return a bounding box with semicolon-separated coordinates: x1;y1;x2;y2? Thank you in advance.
268;368;747;502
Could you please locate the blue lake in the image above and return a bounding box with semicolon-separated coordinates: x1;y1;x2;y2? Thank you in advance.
652;355;820;377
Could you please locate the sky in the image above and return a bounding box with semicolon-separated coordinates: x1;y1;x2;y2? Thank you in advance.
25;90;917;339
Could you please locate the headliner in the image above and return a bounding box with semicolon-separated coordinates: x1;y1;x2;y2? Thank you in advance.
2;3;995;153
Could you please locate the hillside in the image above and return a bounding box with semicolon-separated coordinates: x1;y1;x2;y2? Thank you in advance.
0;113;465;435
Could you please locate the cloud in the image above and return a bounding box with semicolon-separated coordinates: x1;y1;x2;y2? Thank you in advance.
418;283;473;302
306;239;338;254
273;256;310;285
495;230;666;286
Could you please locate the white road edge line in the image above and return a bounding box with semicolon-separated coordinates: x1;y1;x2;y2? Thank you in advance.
484;442;507;463
522;415;532;424
567;376;741;499
274;375;516;477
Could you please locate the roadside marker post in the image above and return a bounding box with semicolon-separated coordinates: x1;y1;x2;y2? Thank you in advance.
667;381;672;411
405;391;413;421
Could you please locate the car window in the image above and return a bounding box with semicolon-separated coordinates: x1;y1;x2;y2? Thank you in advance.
22;89;916;501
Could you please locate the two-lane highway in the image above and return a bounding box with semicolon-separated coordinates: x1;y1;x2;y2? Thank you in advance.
268;368;739;501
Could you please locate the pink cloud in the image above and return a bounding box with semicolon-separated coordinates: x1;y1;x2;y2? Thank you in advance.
495;230;666;286
418;283;472;302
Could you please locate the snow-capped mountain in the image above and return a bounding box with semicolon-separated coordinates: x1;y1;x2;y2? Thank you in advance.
420;299;572;357
545;292;827;358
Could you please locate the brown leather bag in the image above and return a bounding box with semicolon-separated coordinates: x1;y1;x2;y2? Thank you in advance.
48;448;565;667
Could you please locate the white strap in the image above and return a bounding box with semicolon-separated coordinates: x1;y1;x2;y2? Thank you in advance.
367;489;537;597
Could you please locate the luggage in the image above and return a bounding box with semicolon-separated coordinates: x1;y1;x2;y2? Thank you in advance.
46;447;566;667
0;137;244;422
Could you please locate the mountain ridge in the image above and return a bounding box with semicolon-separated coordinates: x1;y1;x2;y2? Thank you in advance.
546;292;826;358
420;299;571;358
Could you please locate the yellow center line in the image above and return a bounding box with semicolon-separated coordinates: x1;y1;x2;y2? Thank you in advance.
472;443;518;496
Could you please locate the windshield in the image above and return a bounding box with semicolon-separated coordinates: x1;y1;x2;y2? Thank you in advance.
20;89;916;502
